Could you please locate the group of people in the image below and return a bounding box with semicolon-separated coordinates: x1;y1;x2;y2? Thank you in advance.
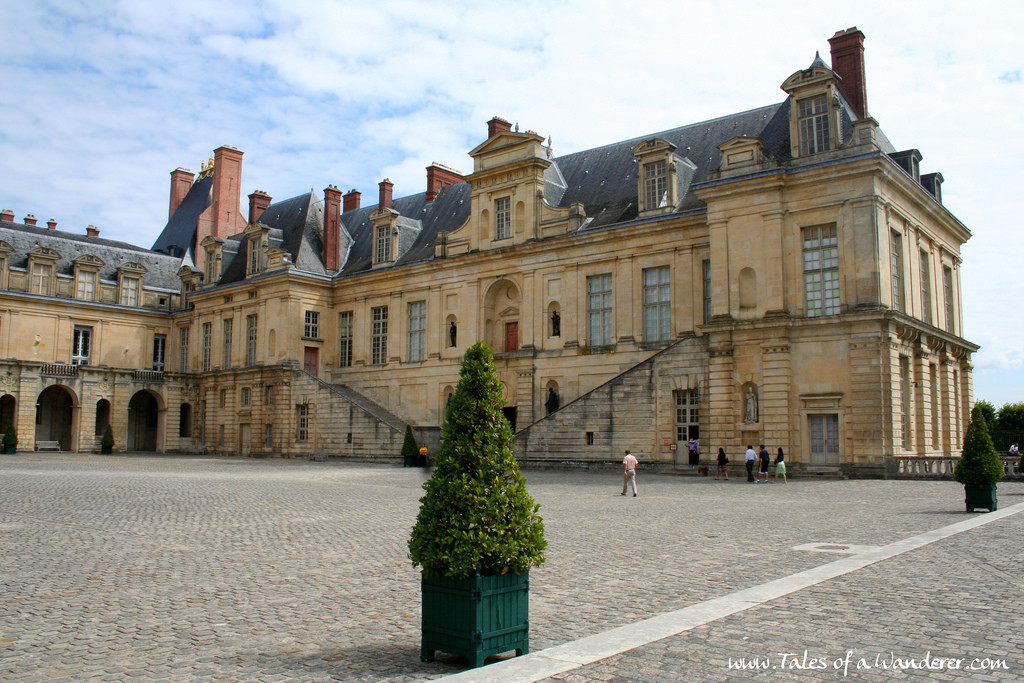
716;445;786;482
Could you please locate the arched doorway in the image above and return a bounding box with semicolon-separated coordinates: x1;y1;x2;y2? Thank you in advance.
127;391;160;451
36;385;76;450
0;394;16;432
483;279;521;353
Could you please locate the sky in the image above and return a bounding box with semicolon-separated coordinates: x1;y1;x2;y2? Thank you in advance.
1;1;1022;406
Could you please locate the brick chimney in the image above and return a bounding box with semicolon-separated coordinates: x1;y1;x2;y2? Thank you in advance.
86;225;100;237
169;167;195;219
378;179;393;210
828;27;868;119
23;214;37;226
487;116;513;139
247;190;272;225
47;219;57;230
0;209;13;222
195;146;246;273
323;185;342;271
426;163;463;202
343;189;361;213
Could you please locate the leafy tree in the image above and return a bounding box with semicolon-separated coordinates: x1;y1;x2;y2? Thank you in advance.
975;400;997;432
995;402;1024;432
954;404;1003;488
409;341;546;578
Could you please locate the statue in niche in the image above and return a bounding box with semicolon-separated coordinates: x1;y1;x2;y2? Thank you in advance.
743;385;759;424
545;387;560;415
551;309;560;337
449;321;457;347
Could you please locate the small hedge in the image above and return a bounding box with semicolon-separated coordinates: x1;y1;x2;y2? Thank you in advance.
954;404;1003;488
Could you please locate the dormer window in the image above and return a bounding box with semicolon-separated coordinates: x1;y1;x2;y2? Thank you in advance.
495;197;511;240
375;224;392;263
117;262;147;306
644;161;668;209
244;224;270;276
797;95;830;155
120;276;140;306
249;238;261;274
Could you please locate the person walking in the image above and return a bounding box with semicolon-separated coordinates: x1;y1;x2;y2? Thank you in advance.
773;447;787;483
621;449;639;497
744;445;757;482
757;445;770;483
716;447;729;480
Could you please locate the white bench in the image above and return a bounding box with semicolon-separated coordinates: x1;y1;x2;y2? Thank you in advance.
35;440;60;451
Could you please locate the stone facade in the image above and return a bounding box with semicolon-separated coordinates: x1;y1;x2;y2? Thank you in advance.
0;28;977;474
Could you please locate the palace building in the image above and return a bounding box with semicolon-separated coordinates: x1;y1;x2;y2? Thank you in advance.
0;28;977;475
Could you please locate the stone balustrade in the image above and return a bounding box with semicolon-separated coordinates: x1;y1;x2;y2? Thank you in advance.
41;363;78;377
887;454;1021;479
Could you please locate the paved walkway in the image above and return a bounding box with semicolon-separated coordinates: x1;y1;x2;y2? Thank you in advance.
1;454;1022;681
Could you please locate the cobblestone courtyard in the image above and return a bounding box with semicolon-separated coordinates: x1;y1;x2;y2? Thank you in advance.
2;454;1023;681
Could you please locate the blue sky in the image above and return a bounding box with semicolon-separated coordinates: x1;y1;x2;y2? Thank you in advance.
1;1;1022;406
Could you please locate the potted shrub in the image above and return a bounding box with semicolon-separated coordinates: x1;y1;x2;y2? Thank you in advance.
402;425;419;467
409;341;546;668
954;404;1003;512
2;424;16;454
100;424;115;455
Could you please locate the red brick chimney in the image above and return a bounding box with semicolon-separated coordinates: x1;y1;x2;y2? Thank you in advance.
247;190;272;225
23;214;37;226
47;219;57;230
86;225;100;237
426;163;463;202
323;185;342;271
829;27;868;119
169;167;195;219
343;189;361;213
378;179;393;210
196;146;246;273
0;209;13;222
487;116;513;138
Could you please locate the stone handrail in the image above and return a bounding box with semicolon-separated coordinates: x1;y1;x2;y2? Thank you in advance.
41;363;78;377
133;370;164;382
888;454;1021;479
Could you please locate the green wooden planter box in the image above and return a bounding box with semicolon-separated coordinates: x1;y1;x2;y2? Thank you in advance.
964;483;997;512
420;570;529;668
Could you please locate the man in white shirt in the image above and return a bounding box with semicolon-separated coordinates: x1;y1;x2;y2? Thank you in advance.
744;445;757;482
621;449;639;497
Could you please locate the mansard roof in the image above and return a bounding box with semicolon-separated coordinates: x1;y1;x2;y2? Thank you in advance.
0;218;181;290
151;174;213;258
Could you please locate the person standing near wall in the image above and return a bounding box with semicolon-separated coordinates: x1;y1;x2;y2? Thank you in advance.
744;445;756;483
621;449;638;497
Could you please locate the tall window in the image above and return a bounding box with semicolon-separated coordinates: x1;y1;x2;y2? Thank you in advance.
75;271;95;300
264;423;273;449
920;250;932;325
495;197;511;240
371;306;388;365
72;326;91;365
120;276;140;306
375;225;391;263
30;263;52;295
803;224;840;317
809;414;840;461
702;259;712;324
900;356;912;449
408;301;426;362
942;266;955;333
246;314;258;366
890;231;904;312
643;266;671;342
338;311;353;368
241;386;251;407
201;322;212;372
930;363;940;446
249;238;262;274
222;318;233;369
304;311;320;339
297;404;309;441
674;388;699;442
644;161;667;209
152;334;166;372
798;95;830;155
587;274;614;347
178;327;189;372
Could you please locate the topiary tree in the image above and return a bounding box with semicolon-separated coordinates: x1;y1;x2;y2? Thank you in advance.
101;425;115;449
401;425;419;466
954;404;1003;488
409;341;546;578
2;423;16;451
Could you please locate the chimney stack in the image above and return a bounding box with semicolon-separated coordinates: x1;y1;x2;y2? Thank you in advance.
195;146;246;273
828;27;868;119
23;214;37;226
323;185;342;271
0;209;13;222
47;219;57;230
343;189;361;213
169;167;195;219
247;190;272;225
378;179;393;210
487;116;513;139
86;225;100;237
426;163;463;202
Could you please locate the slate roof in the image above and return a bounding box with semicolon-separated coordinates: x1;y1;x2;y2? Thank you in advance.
151;174;213;258
0;220;182;292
